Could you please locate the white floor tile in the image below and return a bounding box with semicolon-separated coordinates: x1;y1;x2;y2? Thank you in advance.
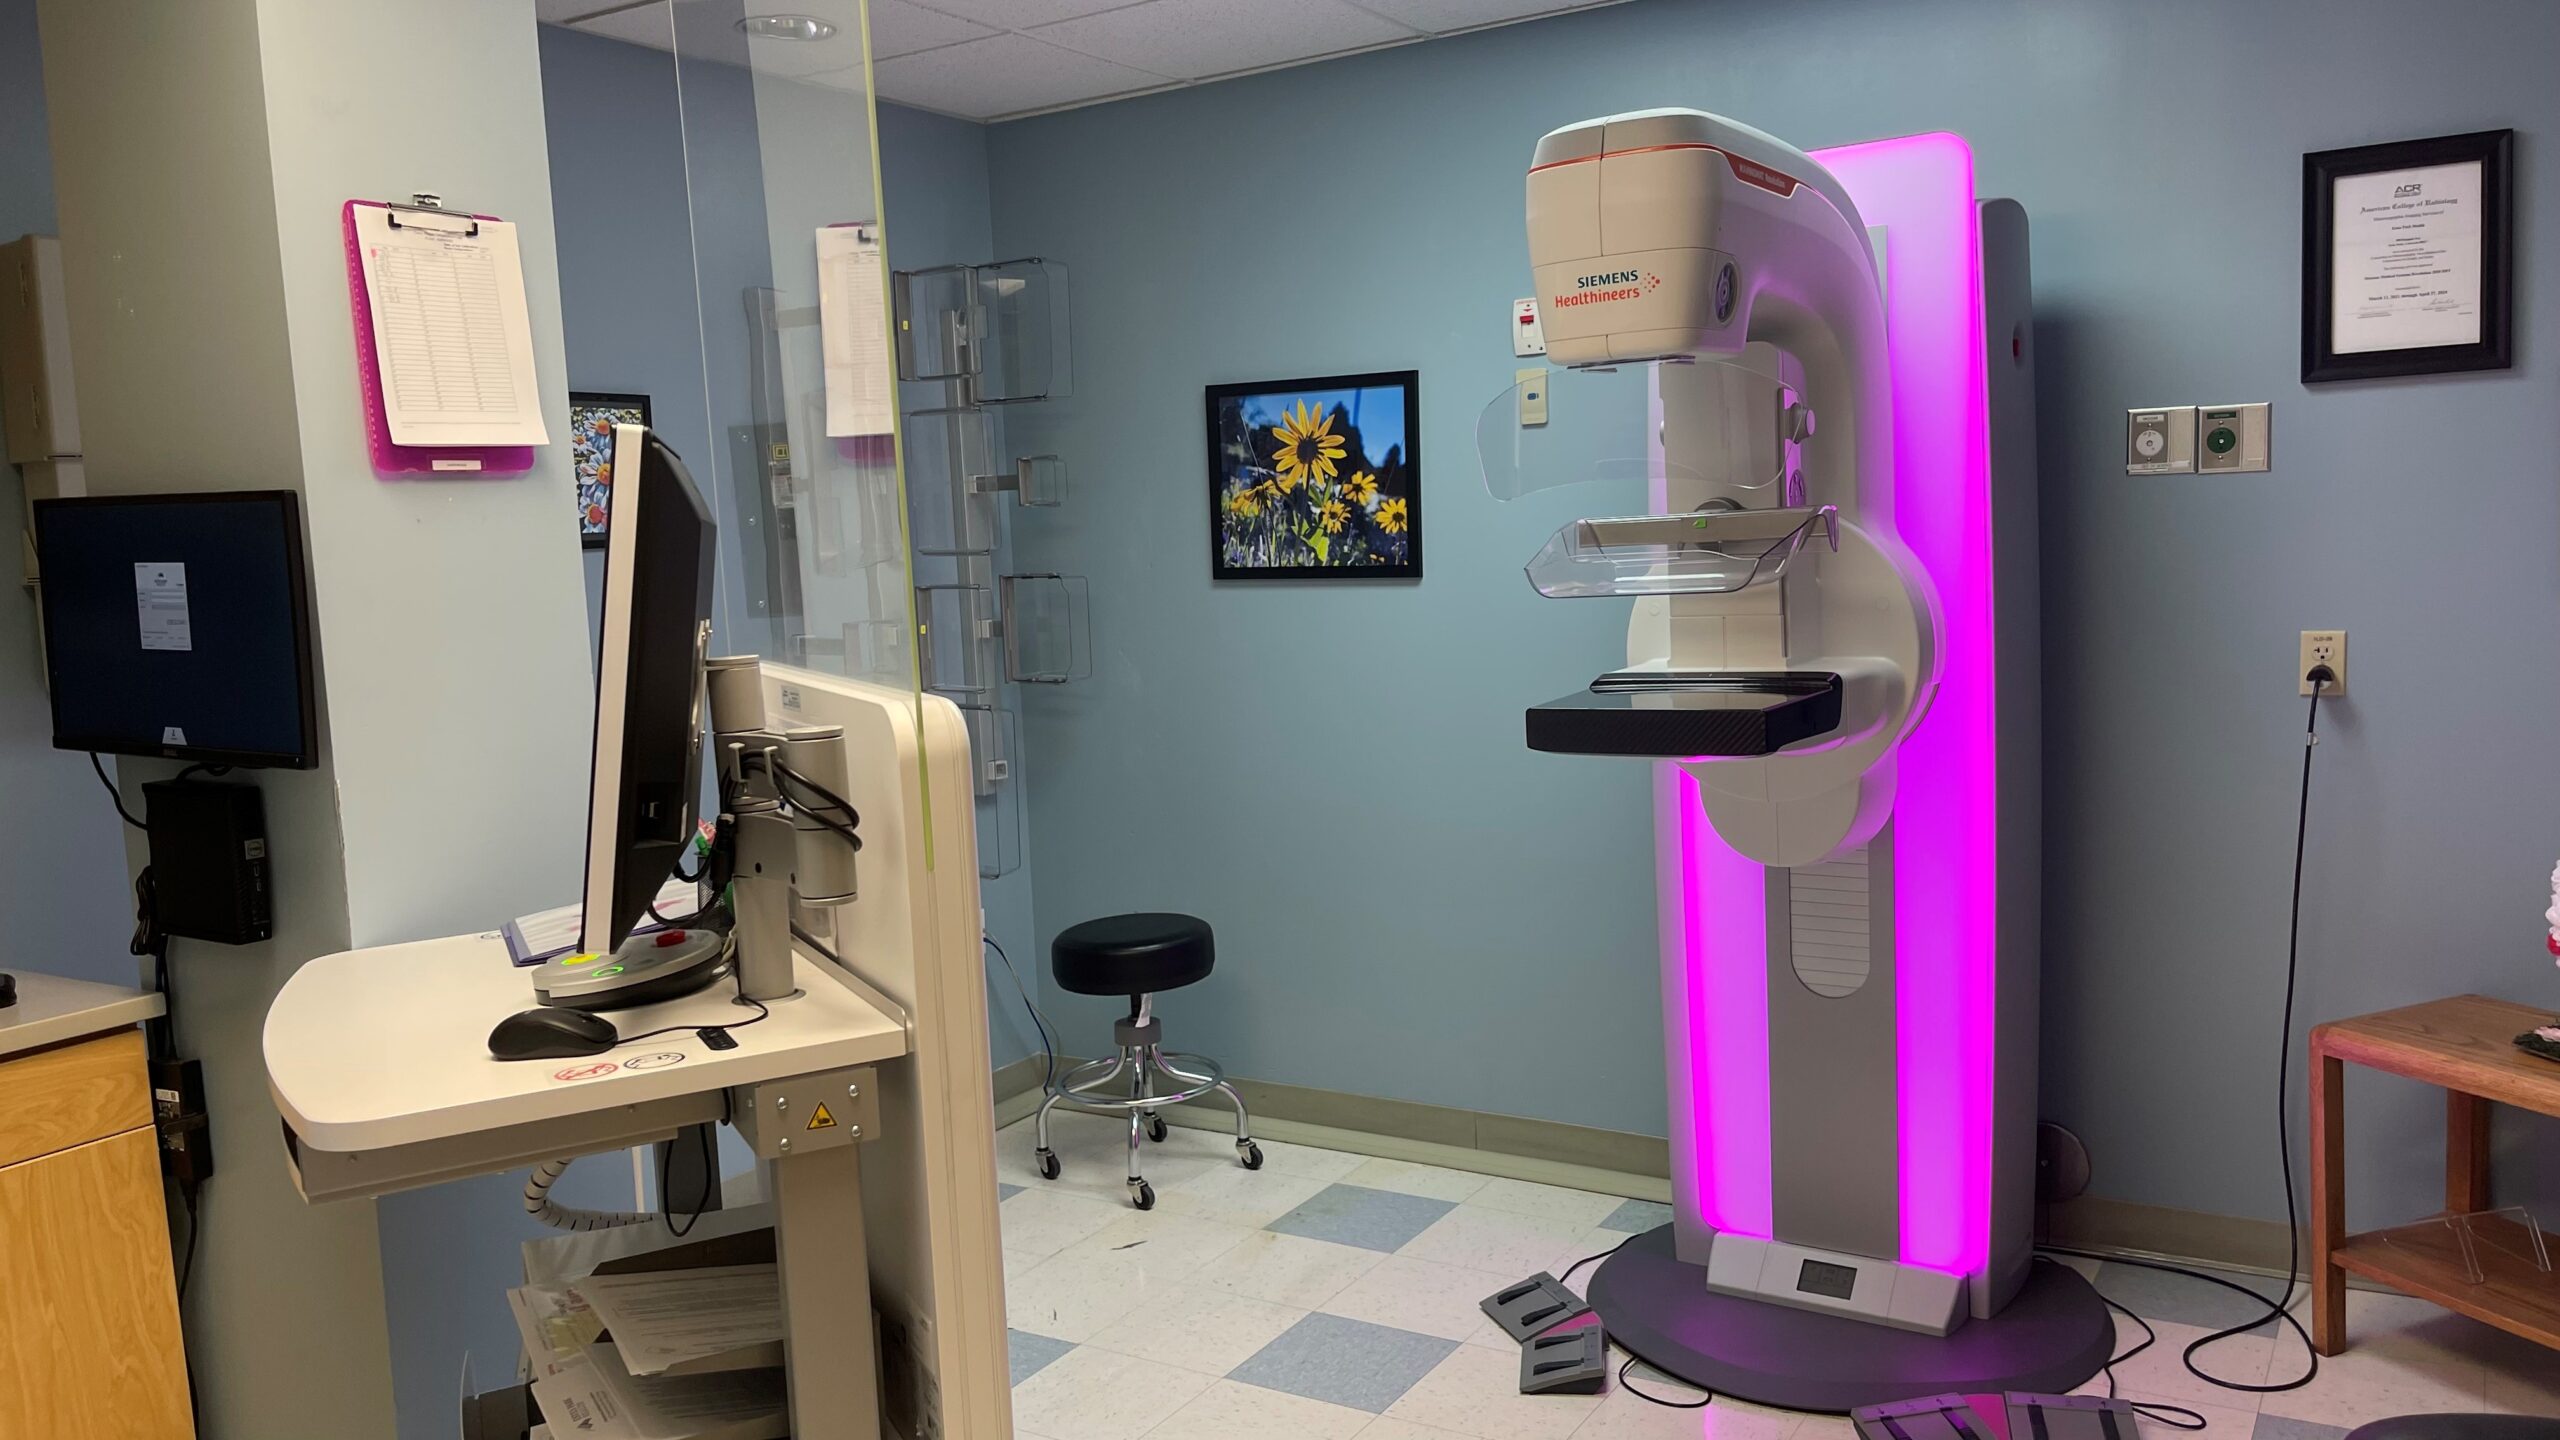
1355;1420;1480;1439
1383;1343;1601;1440
1056;1211;1258;1276
1195;1230;1387;1309
1000;1188;1131;1260
1145;1378;1373;1439
1084;1282;1310;1377
2129;1396;2255;1440
2257;1342;2488;1429
1572;1388;1797;1439
1156;1165;1335;1229
1342;1157;1492;1204
1251;1138;1368;1182
1791;1417;1857;1440
1009;1345;1214;1440
1397;1204;1601;1279
1320;1255;1520;1343
1009;1242;1200;1343
1465;1177;1627;1230
2103;1315;2274;1410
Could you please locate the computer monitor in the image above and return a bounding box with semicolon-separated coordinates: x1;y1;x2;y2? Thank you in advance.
580;425;717;957
33;490;317;769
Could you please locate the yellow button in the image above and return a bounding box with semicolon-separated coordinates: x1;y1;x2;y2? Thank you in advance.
563;953;602;967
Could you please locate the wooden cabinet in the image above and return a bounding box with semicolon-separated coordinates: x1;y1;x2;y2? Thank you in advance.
0;1028;194;1438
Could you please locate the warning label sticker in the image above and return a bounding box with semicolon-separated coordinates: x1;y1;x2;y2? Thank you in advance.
806;1102;837;1131
551;1062;619;1084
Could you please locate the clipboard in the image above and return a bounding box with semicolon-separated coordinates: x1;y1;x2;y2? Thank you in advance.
342;196;538;477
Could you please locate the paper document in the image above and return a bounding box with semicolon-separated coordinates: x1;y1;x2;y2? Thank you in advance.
505;1281;603;1379
505;876;703;966
2331;160;2486;354
530;1429;553;1440
353;204;550;447
530;1344;785;1440
133;562;192;652
576;1264;784;1377
816;225;892;438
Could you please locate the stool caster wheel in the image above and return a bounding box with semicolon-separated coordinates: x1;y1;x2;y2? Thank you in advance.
1130;1181;1156;1211
1144;1112;1168;1143
1035;1148;1061;1181
1239;1141;1263;1171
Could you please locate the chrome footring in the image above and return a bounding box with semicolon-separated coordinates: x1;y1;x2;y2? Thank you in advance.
1044;1047;1228;1111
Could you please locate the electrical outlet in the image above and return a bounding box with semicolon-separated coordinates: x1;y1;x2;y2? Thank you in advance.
2299;629;2347;697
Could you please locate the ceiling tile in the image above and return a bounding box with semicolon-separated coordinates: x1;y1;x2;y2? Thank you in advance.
1033;0;1416;80
571;4;679;48
911;0;1150;26
1342;0;1607;35
869;0;995;58
537;0;622;23
869;32;1174;119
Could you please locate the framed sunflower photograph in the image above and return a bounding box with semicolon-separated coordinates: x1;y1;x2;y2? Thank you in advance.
1207;370;1420;580
569;391;651;549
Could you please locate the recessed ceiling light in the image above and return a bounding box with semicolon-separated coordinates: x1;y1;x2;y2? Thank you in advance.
736;13;836;40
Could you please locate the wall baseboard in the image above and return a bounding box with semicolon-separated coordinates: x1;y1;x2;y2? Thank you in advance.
987;1060;2319;1281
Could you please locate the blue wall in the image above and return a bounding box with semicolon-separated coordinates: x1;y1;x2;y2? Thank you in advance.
987;0;2560;1231
0;0;134;988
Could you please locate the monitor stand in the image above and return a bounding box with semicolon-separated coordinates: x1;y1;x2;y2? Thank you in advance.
531;928;730;1011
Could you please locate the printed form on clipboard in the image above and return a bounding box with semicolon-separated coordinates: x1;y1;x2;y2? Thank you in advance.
352;204;550;448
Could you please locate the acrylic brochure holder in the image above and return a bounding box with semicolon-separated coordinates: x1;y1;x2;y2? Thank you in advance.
341;198;536;477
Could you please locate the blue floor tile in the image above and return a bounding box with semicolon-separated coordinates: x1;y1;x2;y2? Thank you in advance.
999;1182;1025;1201
2252;1417;2349;1440
1598;1198;1674;1234
1008;1328;1075;1385
1266;1184;1456;1253
1229;1313;1458;1412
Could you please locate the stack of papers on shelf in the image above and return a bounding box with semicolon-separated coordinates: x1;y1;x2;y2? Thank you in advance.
574;1265;785;1377
505;1281;603;1380
503;877;703;966
530;1343;786;1440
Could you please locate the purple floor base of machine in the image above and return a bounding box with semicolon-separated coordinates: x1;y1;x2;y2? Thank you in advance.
1588;1225;2114;1413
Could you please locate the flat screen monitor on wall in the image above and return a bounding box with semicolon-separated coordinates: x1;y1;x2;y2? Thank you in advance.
33;491;318;770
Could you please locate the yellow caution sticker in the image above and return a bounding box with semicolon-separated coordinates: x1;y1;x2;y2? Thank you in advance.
806;1102;837;1131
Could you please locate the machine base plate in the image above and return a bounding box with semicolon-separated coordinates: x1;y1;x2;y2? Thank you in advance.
1588;1225;2112;1413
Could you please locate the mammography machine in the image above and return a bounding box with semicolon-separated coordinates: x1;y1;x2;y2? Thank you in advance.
1483;109;2110;1406
264;429;1008;1439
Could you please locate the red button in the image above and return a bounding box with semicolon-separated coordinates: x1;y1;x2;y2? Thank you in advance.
655;930;686;948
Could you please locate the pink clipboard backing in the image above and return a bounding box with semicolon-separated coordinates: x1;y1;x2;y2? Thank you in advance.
343;199;537;478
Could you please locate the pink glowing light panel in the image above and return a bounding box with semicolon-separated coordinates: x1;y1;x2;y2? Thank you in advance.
1668;133;1995;1278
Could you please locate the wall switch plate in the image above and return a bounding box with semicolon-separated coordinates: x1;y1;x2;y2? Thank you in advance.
1512;298;1546;357
2197;402;2270;473
1517;367;1549;427
2127;407;2196;474
2300;629;2346;696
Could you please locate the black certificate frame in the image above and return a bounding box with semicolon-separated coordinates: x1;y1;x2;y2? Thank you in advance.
2302;129;2513;384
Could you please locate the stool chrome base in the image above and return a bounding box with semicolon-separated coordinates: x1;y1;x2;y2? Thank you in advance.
1032;1001;1258;1209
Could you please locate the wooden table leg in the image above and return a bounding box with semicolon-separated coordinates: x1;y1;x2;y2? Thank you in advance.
2309;1046;2347;1355
2446;1090;2492;1215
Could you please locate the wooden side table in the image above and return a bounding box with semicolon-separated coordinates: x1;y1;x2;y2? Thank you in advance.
2310;993;2560;1356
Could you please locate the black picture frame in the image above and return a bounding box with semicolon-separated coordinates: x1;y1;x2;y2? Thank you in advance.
570;391;652;549
2302;129;2513;383
1206;369;1421;581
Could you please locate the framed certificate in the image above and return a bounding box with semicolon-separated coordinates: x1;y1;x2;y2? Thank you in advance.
2302;130;2512;383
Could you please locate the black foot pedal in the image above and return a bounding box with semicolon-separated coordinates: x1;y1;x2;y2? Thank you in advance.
1479;1272;1589;1342
1520;1324;1607;1395
1854;1394;1994;1440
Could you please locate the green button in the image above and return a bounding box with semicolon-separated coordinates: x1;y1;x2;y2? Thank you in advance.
592;966;624;978
2205;426;2238;454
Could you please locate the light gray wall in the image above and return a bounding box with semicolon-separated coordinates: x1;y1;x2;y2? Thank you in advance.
986;0;2560;1233
0;0;140;989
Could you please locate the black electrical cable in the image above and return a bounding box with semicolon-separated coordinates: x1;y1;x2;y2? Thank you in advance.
90;752;146;830
175;1186;201;1300
1558;1232;1636;1290
2031;673;2331;1401
661;1119;717;1240
983;935;1059;1097
1616;1354;1712;1410
608;934;770;1048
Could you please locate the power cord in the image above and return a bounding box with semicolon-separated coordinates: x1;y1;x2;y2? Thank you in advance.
90;751;146;829
1553;1232;1714;1411
984;935;1059;1096
2034;668;2332;1402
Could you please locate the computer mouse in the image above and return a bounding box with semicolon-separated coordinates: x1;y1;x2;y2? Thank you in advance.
487;1006;620;1061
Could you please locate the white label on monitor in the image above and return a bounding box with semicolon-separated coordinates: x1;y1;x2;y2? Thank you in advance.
162;726;187;744
135;562;192;652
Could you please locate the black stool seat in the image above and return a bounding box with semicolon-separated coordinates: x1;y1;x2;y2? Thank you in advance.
1051;913;1214;997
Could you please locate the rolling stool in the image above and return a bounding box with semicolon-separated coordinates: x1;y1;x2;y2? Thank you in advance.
1032;913;1259;1209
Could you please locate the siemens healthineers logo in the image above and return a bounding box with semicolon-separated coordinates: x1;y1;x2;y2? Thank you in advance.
1552;268;1662;309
